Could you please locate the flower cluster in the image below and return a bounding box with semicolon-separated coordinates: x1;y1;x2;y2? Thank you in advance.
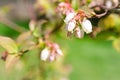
57;2;92;38
41;42;63;61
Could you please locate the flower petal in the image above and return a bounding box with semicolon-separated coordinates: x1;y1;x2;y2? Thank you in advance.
49;55;55;61
67;20;76;32
81;19;92;33
56;49;63;56
74;27;84;38
64;12;75;23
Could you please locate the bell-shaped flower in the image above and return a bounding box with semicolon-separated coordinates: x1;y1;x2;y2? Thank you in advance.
41;48;50;61
64;12;75;24
81;19;92;33
67;20;76;32
52;43;63;56
41;42;63;62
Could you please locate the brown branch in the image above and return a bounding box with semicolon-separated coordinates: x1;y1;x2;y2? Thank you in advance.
89;3;120;18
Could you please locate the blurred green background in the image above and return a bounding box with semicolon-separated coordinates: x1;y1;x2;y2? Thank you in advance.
0;23;120;80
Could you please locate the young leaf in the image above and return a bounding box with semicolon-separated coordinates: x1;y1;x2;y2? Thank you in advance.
0;36;18;54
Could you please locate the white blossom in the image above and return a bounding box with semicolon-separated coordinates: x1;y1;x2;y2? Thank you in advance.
81;19;92;33
64;12;75;23
67;20;76;32
41;48;50;61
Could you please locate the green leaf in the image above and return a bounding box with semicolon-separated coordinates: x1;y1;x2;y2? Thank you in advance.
0;36;18;54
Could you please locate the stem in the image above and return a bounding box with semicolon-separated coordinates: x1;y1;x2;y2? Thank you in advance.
0;17;27;33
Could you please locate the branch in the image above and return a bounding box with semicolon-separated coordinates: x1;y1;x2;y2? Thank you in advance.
89;2;120;18
0;17;27;33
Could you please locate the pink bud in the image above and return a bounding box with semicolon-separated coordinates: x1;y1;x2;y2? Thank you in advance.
74;27;84;38
56;49;63;56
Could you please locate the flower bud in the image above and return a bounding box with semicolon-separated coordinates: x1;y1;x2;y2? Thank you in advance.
64;12;75;24
74;27;84;38
41;48;50;61
29;20;36;31
67;20;76;32
81;19;92;33
56;49;63;56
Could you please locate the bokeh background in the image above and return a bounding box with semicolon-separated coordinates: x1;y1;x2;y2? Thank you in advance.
0;0;120;80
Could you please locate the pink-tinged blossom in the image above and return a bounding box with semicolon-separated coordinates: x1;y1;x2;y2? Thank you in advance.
57;2;93;38
52;43;63;56
56;49;63;56
74;27;84;38
67;20;76;32
56;2;74;15
40;42;63;61
64;12;75;24
81;19;92;33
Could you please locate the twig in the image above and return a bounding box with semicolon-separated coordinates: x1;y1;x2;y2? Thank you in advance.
0;17;27;33
89;2;120;18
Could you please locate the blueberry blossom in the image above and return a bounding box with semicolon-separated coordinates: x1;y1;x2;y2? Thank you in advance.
74;27;84;38
57;2;92;38
81;19;92;33
67;20;76;32
64;12;75;23
40;42;63;61
56;2;74;15
41;48;50;61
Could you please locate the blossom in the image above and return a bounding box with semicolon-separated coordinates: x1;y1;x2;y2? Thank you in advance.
67;20;76;32
81;19;92;33
56;2;74;15
57;2;93;38
41;48;50;61
64;12;75;23
40;42;63;61
74;27;84;38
